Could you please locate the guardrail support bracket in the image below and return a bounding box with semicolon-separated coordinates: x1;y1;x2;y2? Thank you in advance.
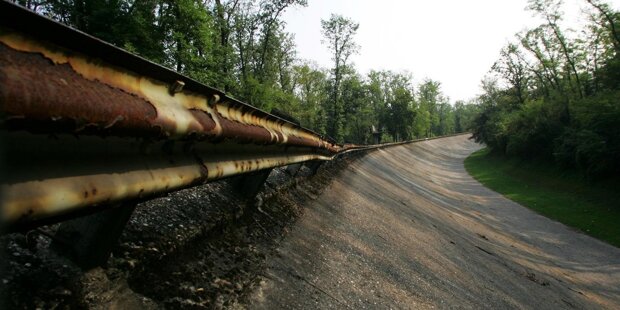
304;161;324;175
285;163;302;176
51;202;136;270
231;168;273;201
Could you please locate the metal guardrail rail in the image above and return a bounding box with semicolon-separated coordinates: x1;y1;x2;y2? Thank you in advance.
0;1;461;234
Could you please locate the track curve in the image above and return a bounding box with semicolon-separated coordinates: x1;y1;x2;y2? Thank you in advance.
247;134;620;309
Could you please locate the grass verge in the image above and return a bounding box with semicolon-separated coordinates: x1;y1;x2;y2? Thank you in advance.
465;148;620;248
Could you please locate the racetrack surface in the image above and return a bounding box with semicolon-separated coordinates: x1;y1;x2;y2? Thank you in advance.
247;134;620;309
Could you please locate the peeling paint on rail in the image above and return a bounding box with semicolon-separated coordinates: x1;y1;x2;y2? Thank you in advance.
0;33;332;150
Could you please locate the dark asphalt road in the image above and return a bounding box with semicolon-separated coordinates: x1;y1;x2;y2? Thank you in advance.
246;134;620;309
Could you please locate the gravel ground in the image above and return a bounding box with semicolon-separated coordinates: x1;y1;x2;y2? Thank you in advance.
0;153;362;309
246;134;620;309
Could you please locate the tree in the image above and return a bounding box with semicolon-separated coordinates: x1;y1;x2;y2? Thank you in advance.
417;79;443;137
321;14;359;142
454;100;479;133
585;0;620;90
493;43;529;105
292;61;329;133
387;75;416;141
161;0;215;83
585;0;620;51
366;70;390;136
339;73;370;143
528;0;584;99
255;0;307;82
212;0;241;91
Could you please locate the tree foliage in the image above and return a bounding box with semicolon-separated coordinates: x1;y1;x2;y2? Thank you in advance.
321;14;359;141
472;0;620;179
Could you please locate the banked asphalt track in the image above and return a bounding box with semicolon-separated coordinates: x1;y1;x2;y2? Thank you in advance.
247;134;620;309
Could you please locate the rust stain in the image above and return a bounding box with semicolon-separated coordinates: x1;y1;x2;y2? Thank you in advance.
1;163;207;223
0;33;337;150
188;109;217;133
0;43;164;135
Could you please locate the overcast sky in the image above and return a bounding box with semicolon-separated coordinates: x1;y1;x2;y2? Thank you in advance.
282;0;620;102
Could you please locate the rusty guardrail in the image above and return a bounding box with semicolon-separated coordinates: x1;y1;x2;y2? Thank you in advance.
0;1;464;233
0;1;365;231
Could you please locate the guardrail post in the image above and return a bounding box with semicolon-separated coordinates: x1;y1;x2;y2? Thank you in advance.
304;160;324;175
231;168;273;201
51;202;136;270
285;163;302;176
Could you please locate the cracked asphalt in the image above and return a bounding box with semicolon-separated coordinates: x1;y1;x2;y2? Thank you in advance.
246;134;620;309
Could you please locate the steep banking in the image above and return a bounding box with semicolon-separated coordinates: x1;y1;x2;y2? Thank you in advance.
248;134;620;309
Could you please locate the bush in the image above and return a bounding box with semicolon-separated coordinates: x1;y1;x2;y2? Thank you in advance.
503;100;562;159
553;92;620;179
554;129;610;178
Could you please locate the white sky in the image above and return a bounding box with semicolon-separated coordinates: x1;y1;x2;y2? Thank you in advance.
282;0;620;102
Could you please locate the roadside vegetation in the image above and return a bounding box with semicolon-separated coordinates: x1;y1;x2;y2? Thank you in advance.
470;0;620;181
466;148;620;247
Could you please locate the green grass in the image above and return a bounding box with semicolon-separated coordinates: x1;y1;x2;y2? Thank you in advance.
465;148;620;248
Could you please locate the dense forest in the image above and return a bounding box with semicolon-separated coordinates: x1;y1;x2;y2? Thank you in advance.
472;0;620;179
11;0;478;144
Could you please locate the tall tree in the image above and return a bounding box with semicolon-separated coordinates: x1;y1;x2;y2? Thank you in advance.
321;14;359;142
493;43;529;105
417;79;443;137
585;0;620;90
528;0;584;99
212;0;240;91
385;73;416;141
366;70;389;135
255;0;307;81
586;0;620;51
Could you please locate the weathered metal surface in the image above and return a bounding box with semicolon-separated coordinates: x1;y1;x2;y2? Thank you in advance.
0;131;333;228
0;35;335;151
